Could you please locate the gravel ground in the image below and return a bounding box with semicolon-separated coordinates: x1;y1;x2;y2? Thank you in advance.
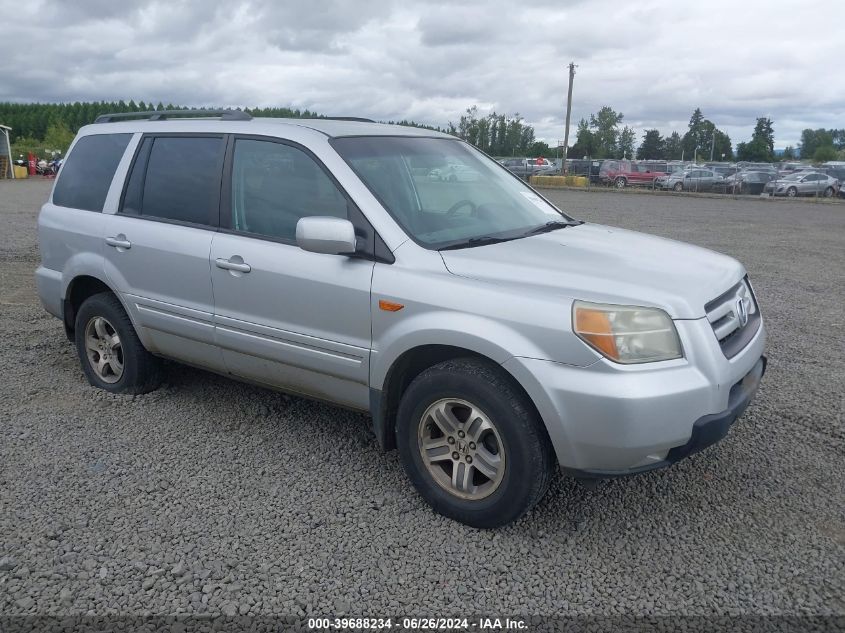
0;179;843;623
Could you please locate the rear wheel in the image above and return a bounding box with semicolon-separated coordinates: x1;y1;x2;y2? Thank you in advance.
396;358;556;528
615;177;627;188
74;292;162;394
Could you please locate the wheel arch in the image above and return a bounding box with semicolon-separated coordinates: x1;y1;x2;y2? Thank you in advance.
62;274;125;341
370;344;543;452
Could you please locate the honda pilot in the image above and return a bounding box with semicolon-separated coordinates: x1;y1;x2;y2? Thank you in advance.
36;110;766;528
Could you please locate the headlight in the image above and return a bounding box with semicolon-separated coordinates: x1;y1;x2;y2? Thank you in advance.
573;301;682;364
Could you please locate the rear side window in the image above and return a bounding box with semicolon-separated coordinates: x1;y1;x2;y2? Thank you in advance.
53;134;131;211
122;136;224;225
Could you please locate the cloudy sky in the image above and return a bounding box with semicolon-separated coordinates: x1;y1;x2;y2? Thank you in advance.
2;0;843;148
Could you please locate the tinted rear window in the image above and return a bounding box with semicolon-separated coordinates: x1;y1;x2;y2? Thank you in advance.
53;134;131;211
123;136;223;225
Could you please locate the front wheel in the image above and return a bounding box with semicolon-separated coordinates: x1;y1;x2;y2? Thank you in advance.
615;177;627;188
396;358;556;528
673;182;684;192
74;292;162;394
823;187;834;198
786;186;797;197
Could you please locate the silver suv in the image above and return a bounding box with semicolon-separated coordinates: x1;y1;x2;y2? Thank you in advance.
36;110;766;528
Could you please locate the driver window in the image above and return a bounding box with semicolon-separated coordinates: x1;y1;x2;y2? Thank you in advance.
230;139;347;241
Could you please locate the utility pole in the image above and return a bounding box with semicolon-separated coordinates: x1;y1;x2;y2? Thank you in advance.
561;62;576;174
710;133;716;162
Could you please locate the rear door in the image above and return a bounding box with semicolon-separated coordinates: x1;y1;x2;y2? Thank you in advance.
103;134;226;371
40;133;133;319
210;136;374;409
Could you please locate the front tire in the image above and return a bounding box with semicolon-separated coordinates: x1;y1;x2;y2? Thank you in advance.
823;187;834;198
673;182;684;192
786;186;797;197
74;292;162;394
396;358;556;528
615;177;627;188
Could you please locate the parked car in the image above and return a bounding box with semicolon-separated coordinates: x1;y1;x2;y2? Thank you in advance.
710;165;738;179
819;166;845;185
501;158;556;179
721;170;778;195
764;172;839;197
566;158;603;183
654;164;695;190
37;110;766;528
429;163;480;182
663;168;724;192
599;160;667;188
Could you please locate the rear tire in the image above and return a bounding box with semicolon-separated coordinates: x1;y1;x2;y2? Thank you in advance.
615;177;626;188
74;292;162;394
396;358;556;528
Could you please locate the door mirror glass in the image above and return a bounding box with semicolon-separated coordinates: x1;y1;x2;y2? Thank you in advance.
296;217;357;255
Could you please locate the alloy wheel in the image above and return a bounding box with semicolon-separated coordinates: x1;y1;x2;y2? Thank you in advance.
84;316;124;383
417;398;506;500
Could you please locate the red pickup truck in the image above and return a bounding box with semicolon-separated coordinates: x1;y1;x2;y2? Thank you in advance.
599;160;667;188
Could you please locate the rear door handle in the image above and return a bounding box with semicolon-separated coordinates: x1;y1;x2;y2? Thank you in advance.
105;236;131;249
215;257;251;273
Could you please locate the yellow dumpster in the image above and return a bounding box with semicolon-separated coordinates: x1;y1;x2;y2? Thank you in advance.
13;165;28;179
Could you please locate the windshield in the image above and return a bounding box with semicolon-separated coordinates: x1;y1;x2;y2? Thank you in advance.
332;137;574;249
781;173;803;181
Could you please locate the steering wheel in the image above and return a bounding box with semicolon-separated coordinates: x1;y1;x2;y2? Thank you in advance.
447;199;477;216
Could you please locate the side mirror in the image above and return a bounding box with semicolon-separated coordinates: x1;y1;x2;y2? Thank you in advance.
296;217;357;255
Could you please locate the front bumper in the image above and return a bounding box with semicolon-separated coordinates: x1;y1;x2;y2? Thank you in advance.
502;316;766;474
567;355;766;478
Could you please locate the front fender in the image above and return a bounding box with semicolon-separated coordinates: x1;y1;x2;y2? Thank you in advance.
371;309;547;390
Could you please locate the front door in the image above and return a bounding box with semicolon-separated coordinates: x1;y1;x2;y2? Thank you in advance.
210;136;374;409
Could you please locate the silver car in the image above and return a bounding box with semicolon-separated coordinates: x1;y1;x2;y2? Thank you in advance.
664;168;724;192
764;172;839;197
36;110;766;527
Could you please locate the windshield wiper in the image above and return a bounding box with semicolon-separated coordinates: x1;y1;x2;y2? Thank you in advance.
521;220;582;236
438;235;520;251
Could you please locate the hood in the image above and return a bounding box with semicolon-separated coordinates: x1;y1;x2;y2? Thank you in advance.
439;223;744;318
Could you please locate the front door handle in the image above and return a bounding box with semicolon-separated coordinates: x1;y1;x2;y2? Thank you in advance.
215;257;251;273
105;235;131;249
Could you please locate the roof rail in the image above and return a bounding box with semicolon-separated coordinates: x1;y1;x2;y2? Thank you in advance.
94;109;252;124
320;116;375;123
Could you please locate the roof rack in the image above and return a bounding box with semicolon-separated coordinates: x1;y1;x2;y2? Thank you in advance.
320;116;375;123
94;109;252;123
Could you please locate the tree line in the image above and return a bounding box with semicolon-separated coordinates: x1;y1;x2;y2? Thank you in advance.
571;106;736;162
0;101;328;155
3;100;842;162
0;100;550;158
444;106;552;157
571;105;844;163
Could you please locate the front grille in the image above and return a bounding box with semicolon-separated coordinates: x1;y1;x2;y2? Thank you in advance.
705;277;761;358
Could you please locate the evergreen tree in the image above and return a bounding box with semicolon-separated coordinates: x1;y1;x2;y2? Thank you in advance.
569;118;595;158
637;129;665;159
617;126;636;159
664;131;683;160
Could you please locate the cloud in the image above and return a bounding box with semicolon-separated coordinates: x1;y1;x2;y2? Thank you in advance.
1;0;842;147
